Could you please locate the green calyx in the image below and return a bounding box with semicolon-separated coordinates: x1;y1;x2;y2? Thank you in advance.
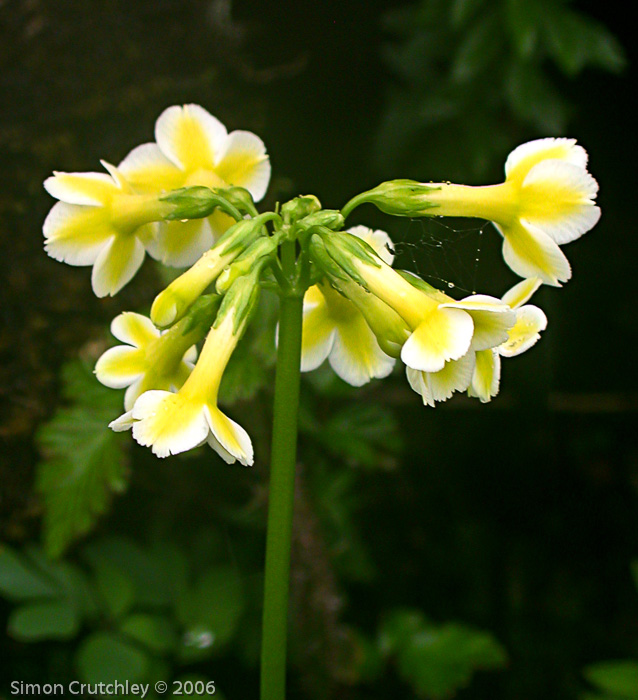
342;179;442;219
215;264;264;334
214;186;260;217
294;209;345;235
161;186;243;221
281;195;322;225
216;236;281;294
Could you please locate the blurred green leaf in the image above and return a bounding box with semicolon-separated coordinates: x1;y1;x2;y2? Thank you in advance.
380;608;507;698
36;360;129;558
8;600;79;641
0;546;61;601
120;614;177;654
76;632;150;685
506;62;569;132
450;0;485;28
91;559;135;619
451;14;502;84
583;661;638;698
544;7;626;76
178;565;244;657
505;0;542;58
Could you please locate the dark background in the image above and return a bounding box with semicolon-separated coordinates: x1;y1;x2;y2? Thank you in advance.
1;1;636;698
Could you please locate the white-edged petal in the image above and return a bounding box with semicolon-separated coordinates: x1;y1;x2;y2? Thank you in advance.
501;277;542;309
406;351;476;407
347;225;395;265
95;346;145;389
401;307;474;373
155;104;228;171
205;405;254;466
300;287;337;372
522;159;600;244
498;220;571;287
215;130;271;202
109;411;135;432
150;218;214;268
498;304;547;357
132;390;210;458
468;350;501;403
91;234;146;297
43;203;114;266
505;138;588;182
442;295;515;352
118;142;185;193
44;171;118;206
111;311;159;347
329;316;395;387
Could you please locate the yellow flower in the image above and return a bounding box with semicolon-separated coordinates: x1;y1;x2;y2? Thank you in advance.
95;312;198;410
43;163;167;297
117;104;271;267
469;277;548;402
120;310;253;464
423;138;600;286
301;226;397;386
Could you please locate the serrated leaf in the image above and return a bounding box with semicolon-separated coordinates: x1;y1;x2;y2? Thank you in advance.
8;599;79;641
36;360;129;557
584;661;638;698
0;546;61;601
76;632;150;685
120;614;177;654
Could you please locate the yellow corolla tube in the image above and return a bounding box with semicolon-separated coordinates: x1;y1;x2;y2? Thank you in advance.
129;309;253;464
348;138;600;287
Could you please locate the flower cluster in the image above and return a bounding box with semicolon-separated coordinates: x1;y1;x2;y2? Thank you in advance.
43;105;600;464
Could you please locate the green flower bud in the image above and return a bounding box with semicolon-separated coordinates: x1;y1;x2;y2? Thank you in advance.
216;236;279;294
342;180;441;219
281;195;322;225
295;209;345;233
160;186;241;221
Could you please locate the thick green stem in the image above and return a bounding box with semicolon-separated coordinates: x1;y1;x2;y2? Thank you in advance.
260;240;304;700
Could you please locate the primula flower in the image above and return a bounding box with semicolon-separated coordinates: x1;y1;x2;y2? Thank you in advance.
335;238;515;375
420;138;600;286
300;226;397;386
43;163;166;297
95;311;199;411
469;277;548;402
117;104;271;267
120;309;253;464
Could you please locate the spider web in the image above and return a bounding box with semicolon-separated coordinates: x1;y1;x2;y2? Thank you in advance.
390;217;493;297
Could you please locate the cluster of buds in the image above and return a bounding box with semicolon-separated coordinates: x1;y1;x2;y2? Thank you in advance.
43;105;600;464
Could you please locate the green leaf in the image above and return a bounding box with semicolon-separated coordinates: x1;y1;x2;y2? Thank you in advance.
76;632;150;685
544;7;626;76
379;608;430;656
506;62;569;132
177;565;244;657
0;546;61;601
8;599;79;641
505;0;543;58
451;14;502;84
584;661;638;698
36;360;129;557
91;559;135;619
120;614;177;654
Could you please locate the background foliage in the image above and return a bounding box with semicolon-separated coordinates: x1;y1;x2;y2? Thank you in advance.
1;1;636;698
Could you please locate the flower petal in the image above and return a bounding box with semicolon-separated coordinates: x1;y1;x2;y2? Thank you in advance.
442;295;515;352
401;307;474;373
468;350;501;403
406;351;476;407
505;138;588;183
501;277;542;309
44;203;114;266
151;218;214;267
300;287;337;372
205;405;254;466
44;171;118;206
109;411;135;432
347;225;395;265
215;130;271;202
118;143;185;193
207;208;238;243
155;104;227;171
521;159;600;245
330;314;395;386
91;234;146;297
95;346;146;389
132;390;210;458
111;311;159;347
499;304;547;357
498;220;571;287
